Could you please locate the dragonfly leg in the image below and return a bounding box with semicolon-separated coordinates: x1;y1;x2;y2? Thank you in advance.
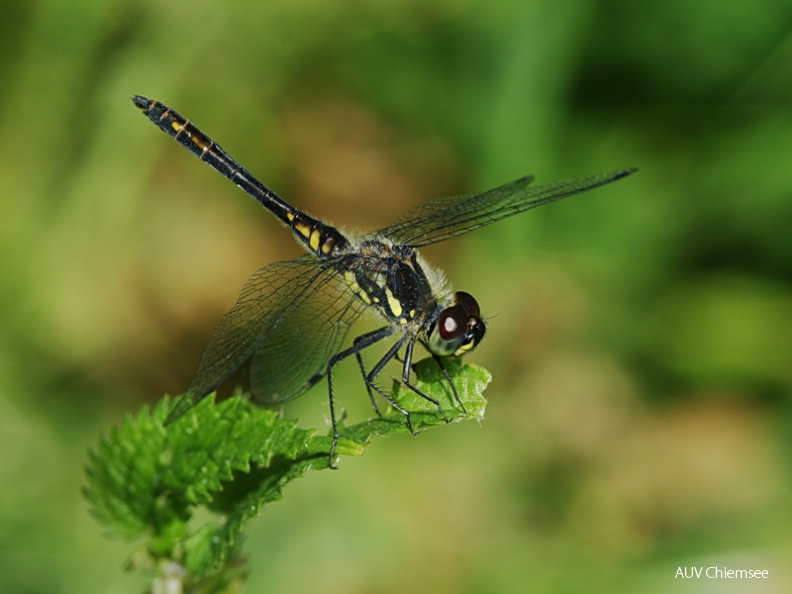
362;335;416;434
326;326;395;467
354;337;380;417
430;352;466;413
401;339;448;423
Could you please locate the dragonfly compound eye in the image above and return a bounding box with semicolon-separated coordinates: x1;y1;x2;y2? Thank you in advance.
439;306;467;341
445;291;485;355
428;300;485;357
452;291;480;317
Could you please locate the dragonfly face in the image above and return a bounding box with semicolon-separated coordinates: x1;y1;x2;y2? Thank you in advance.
131;95;636;466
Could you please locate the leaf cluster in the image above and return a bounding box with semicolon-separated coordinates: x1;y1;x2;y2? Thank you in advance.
83;358;489;590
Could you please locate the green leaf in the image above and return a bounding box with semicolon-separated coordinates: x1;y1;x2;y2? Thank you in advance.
83;358;490;588
337;356;489;445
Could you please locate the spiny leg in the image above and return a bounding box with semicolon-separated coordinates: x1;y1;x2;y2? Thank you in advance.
326;326;394;467
362;334;416;434
401;338;448;422
430;352;467;414
354;336;380;417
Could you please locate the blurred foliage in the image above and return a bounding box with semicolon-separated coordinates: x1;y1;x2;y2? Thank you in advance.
0;0;790;593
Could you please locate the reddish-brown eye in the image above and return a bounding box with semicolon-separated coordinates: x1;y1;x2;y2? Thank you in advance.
438;306;467;340
427;292;486;356
453;291;480;317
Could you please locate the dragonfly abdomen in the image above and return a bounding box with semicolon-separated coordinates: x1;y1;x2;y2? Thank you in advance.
286;211;349;258
132;95;342;252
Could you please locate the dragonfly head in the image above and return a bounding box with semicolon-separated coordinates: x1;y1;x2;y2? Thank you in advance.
427;291;485;357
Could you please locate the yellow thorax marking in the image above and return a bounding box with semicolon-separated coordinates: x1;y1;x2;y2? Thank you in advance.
384;287;403;318
345;271;371;305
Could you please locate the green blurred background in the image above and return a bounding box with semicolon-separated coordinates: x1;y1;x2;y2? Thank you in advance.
1;0;791;592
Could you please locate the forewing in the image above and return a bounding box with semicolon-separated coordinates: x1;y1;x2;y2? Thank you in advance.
247;263;368;405
377;169;636;247
165;255;338;423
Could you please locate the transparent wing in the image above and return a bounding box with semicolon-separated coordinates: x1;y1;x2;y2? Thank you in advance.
376;169;636;247
247;261;369;405
166;255;361;422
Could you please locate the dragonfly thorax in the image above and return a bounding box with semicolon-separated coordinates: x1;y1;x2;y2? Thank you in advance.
341;239;438;327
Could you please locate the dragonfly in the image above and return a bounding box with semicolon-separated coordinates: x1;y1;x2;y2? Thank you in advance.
132;95;636;465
